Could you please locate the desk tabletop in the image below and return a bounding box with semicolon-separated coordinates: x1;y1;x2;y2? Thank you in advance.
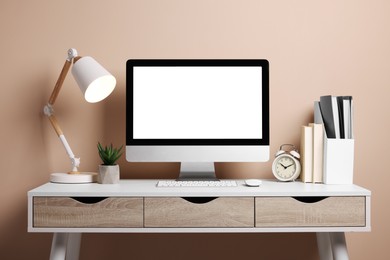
28;179;371;197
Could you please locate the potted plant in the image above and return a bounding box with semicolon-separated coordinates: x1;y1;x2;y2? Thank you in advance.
97;142;123;184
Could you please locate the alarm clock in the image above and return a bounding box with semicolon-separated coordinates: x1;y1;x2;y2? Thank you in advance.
272;144;301;182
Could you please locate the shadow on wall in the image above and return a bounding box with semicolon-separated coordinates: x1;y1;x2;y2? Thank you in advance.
0;75;55;259
80;233;320;260
0;206;52;259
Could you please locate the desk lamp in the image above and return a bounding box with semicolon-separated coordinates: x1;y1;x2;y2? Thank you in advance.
44;48;116;183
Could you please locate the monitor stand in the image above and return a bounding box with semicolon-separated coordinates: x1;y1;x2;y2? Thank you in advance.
177;162;219;181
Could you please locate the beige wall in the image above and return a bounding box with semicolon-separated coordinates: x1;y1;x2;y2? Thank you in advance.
0;0;389;259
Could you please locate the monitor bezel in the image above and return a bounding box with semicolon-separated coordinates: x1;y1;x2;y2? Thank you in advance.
126;59;269;146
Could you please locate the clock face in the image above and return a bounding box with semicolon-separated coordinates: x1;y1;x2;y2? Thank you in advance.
274;156;297;180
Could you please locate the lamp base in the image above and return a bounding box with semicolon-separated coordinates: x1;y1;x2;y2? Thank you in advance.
50;172;97;183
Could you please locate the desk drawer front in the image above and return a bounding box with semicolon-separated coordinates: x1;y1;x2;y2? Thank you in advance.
255;196;366;227
33;197;143;228
145;197;254;228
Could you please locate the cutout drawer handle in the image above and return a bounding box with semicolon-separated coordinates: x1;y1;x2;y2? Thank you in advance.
71;197;108;204
292;197;328;203
181;197;218;204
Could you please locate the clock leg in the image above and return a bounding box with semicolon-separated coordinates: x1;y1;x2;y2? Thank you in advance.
316;232;333;260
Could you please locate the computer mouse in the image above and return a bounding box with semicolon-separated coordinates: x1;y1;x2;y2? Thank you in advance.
245;179;262;187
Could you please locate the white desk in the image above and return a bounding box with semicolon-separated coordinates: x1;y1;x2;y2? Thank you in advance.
28;179;371;260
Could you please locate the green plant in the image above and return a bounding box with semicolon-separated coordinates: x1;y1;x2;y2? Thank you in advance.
97;142;123;165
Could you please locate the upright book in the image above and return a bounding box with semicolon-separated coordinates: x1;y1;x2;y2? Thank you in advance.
319;95;340;138
337;97;345;138
300;125;313;183
310;123;324;183
342;96;353;139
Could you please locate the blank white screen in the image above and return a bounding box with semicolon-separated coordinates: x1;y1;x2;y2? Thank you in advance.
133;66;262;139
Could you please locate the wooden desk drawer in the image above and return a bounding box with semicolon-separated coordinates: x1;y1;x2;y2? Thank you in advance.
33;197;143;228
255;196;366;227
144;197;254;228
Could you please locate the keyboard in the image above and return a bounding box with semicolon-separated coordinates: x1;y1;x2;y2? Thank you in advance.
157;180;237;187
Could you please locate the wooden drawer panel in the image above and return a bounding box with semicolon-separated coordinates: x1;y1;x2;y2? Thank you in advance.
145;197;254;228
34;197;143;228
255;196;365;227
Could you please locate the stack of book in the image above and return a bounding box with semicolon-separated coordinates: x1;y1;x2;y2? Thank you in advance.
300;123;324;183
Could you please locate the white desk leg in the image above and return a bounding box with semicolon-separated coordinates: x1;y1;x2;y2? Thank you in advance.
50;233;82;260
316;232;333;260
50;233;68;260
330;232;349;260
66;233;82;260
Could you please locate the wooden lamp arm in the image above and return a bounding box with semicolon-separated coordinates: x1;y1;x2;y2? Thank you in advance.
43;49;81;174
48;60;72;105
48;48;79;105
47;114;63;136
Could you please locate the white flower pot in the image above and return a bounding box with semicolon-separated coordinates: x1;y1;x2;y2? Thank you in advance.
98;165;120;184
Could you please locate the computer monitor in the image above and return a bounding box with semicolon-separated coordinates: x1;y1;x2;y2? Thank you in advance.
126;59;269;180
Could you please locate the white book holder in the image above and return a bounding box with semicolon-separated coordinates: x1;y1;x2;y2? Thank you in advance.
314;101;354;184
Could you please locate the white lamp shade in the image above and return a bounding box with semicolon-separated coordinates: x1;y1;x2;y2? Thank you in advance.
71;56;116;103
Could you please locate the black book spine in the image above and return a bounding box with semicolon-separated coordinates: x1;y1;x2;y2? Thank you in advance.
319;95;336;138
